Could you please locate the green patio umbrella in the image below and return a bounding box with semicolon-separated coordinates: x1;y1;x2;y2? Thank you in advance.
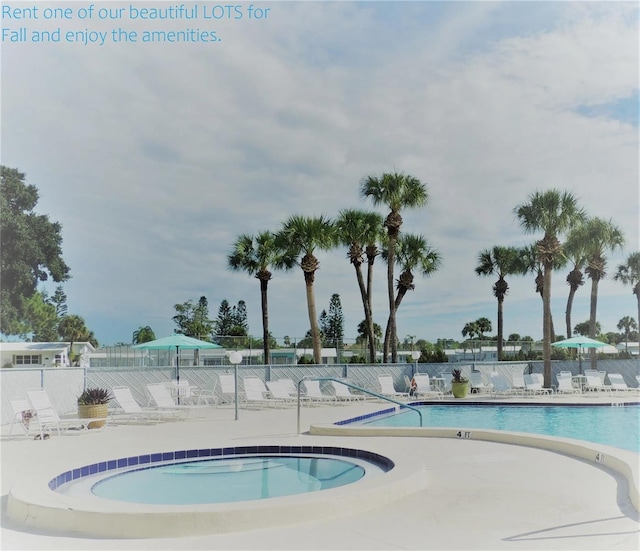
551;336;608;374
132;335;222;402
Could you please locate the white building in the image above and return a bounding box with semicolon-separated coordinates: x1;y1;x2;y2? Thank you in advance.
270;348;338;364
616;342;640;356
0;341;96;368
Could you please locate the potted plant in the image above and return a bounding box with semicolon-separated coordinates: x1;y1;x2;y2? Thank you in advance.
451;369;469;399
77;388;112;429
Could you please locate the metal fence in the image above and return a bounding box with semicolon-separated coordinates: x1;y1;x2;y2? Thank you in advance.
2;358;639;426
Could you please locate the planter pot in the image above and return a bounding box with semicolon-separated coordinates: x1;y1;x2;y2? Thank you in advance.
451;381;469;399
77;404;108;429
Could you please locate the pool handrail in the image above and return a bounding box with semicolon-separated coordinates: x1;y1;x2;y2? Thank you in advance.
297;376;423;435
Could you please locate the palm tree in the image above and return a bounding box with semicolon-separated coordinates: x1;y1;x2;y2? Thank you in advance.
58;314;89;366
356;319;382;352
132;326;156;344
364;224;385;356
228;231;296;364
475;246;521;360
517;244;563;342
514;190;586;387
475;317;492;339
562;228;589;339
475;316;492;358
275;215;336;364
461;320;479;360
614;252;640;339
380;233;441;359
360;171;429;363
574;320;601;337
462;321;479;340
576;217;625;368
335;209;384;363
617;316;638;352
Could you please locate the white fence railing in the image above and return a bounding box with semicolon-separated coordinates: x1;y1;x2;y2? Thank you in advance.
2;359;638;426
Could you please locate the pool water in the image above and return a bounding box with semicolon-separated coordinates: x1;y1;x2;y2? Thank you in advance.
91;455;368;504
361;404;640;452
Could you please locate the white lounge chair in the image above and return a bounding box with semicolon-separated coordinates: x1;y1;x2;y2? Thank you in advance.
583;370;611;392
330;380;365;402
243;377;286;408
278;378;299;397
26;388;107;439
607;373;634;393
218;372;242;404
412;374;444;400
511;371;527;394
277;378;314;405
530;373;550;389
8;397;36;437
266;380;299;406
524;373;551;395
244;376;271;396
191;379;219;406
111;386;182;423
469;372;491;394
489;373;522;396
146;383;206;417
302;380;337;405
554;372;581;395
378;375;410;400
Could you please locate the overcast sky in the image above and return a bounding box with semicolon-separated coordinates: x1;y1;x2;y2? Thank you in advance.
2;1;638;347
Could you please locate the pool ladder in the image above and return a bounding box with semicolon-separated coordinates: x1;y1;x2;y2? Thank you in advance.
296;376;423;435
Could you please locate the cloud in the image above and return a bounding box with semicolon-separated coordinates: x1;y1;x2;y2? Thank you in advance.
2;1;638;345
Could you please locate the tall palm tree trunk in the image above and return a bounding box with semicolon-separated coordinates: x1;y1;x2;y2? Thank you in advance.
542;265;553;387
366;251;377;361
383;287;408;360
386;240;397;363
565;287;578;339
634;284;640;348
588;277;600;370
304;272;322;364
354;265;376;363
260;278;270;364
497;296;504;361
366;253;375;313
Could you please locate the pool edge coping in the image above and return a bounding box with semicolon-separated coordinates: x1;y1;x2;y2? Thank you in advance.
309;423;640;513
6;445;429;538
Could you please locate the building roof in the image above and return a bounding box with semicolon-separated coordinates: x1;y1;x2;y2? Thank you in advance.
0;342;96;353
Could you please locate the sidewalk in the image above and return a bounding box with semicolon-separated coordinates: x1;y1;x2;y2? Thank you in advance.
2;400;639;550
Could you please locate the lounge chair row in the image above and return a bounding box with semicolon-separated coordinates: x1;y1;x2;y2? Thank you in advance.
389;369;640;398
8;384;212;439
8;388;110;440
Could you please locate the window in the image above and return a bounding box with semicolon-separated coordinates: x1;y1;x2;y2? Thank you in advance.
14;355;42;365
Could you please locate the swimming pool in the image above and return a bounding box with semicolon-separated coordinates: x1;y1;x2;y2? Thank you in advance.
355;403;640;452
8;444;409;537
77;454;376;505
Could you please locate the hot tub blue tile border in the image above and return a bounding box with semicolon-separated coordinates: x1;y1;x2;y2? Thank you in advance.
48;445;394;490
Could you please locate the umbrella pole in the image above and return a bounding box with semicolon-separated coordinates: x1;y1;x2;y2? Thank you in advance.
176;345;180;405
578;346;582;374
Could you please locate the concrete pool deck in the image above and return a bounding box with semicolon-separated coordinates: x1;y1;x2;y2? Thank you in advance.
1;394;639;550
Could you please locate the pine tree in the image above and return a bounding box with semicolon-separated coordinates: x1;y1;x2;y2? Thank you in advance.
324;293;344;350
231;300;248;335
214;299;234;337
173;296;214;340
